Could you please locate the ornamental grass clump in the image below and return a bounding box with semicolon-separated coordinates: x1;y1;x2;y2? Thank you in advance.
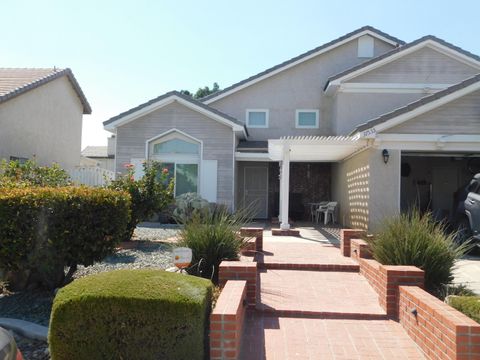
178;205;252;283
368;210;470;296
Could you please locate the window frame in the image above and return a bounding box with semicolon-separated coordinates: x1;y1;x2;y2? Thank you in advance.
147;129;203;197
246;109;269;128
295;109;319;129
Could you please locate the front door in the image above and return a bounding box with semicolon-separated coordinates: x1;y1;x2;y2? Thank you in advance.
244;166;268;218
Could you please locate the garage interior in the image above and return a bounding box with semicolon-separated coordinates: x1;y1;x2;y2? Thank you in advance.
400;152;480;223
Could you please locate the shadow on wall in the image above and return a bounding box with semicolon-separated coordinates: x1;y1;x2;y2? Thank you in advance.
346;164;370;230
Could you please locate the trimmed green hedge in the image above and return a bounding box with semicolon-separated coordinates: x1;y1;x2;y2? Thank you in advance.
0;187;130;289
448;296;480;323
49;269;213;360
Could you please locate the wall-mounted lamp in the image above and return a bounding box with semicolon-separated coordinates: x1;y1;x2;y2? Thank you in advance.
382;149;390;164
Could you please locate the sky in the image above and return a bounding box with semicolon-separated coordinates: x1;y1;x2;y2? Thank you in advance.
2;0;480;148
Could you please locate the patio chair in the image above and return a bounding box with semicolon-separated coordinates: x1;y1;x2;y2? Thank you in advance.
320;202;338;225
311;201;328;222
314;202;329;224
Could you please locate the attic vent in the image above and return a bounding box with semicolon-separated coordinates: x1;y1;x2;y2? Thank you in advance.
358;35;374;58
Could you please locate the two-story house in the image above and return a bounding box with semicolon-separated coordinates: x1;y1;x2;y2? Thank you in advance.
103;26;480;231
0;68;91;170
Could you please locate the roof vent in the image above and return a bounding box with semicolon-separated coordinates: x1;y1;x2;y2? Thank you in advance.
358;35;374;58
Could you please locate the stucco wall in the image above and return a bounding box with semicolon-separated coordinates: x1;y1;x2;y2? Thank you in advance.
209;38;394;140
115;101;235;209
332;148;400;231
0;76;84;169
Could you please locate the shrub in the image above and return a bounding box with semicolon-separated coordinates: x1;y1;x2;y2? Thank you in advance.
368;210;469;295
108;161;174;241
172;192;210;223
0;159;71;188
447;296;480;323
49;269;213;360
0;187;130;289
178;206;251;283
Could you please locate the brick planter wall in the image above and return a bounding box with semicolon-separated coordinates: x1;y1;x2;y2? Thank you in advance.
350;238;371;260
219;261;257;307
210;280;247;360
240;227;263;252
340;229;366;257
358;258;424;318
399;286;480;360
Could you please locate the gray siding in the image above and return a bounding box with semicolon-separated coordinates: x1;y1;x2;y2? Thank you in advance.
385;89;480;134
351;47;479;84
209;38;395;140
116;101;235;208
335;92;425;135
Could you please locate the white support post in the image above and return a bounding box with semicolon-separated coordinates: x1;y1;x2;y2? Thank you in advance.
280;144;290;230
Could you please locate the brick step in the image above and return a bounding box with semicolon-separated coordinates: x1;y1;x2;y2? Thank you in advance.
258;262;359;272
254;307;388;320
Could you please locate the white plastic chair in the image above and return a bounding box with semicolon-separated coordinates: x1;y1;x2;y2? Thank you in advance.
322;202;338;225
314;202;329;224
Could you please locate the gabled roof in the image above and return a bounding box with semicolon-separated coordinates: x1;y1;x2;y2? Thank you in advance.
201;26;404;104
325;35;480;91
82;146;110;158
0;68;91;114
350;73;480;135
103;90;247;136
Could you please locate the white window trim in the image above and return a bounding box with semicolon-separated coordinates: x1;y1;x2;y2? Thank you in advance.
295;109;319;129
246;109;269;128
145;129;203;197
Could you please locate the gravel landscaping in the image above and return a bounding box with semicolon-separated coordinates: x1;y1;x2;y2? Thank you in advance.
0;224;180;360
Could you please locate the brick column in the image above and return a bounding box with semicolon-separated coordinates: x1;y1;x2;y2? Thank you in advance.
210;280;247;360
381;265;424;318
350;238;372;261
240;227;263;252
219;261;257;307
340;229;366;257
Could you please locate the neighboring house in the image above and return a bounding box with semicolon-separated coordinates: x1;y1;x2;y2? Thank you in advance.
81;136;116;171
104;26;480;231
0;68;91;170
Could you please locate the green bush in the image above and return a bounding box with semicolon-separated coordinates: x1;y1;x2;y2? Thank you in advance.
108;161;174;241
0;187;130;289
368;210;469;295
49;269;213;360
0;159;71;188
447;296;480;323
178;206;251;283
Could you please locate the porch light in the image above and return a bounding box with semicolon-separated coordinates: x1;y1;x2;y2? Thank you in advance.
382;149;390;164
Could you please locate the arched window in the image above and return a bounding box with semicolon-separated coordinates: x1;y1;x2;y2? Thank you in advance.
148;131;201;197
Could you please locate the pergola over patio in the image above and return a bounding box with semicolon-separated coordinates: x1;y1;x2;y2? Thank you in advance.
268;136;369;230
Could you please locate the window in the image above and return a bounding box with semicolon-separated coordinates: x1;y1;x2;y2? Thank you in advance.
149;131;201;197
296;110;319;128
9;156;28;164
246;109;269;128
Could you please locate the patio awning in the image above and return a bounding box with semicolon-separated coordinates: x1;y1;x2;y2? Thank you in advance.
268;136;369;162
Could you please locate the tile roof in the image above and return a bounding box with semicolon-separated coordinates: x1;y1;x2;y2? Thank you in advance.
201;26;405;103
81;146;109;158
103;90;247;134
0;68;91;114
325;35;480;89
350;73;480;135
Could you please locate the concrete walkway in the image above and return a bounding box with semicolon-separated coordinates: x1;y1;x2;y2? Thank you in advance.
240;226;425;360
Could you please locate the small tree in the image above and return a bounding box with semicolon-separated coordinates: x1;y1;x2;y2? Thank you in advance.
180;82;220;99
108;161;174;241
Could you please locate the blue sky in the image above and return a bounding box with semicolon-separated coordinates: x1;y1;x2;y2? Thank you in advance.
3;0;480;148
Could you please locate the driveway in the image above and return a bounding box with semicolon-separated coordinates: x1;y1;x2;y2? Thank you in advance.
453;254;480;295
